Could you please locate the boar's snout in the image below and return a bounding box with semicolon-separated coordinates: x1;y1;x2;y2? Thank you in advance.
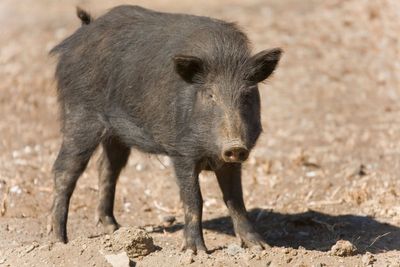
221;142;249;163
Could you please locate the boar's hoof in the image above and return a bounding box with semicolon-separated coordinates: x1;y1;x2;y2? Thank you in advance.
239;231;269;250
96;215;120;234
180;239;207;254
46;215;68;243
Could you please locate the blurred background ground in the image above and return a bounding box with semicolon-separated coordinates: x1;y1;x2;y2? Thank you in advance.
0;0;400;266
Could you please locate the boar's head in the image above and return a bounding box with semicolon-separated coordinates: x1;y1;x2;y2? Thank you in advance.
174;47;282;164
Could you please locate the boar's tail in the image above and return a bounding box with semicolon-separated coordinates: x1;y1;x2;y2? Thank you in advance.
76;7;92;25
49;7;93;56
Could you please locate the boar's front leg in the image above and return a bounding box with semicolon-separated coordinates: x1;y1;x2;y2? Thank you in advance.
173;158;207;253
215;163;267;249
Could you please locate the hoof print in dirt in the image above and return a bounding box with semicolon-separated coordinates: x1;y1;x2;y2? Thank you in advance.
329;240;357;257
111;227;158;259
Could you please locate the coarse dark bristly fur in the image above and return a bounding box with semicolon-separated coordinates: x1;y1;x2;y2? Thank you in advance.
49;5;282;252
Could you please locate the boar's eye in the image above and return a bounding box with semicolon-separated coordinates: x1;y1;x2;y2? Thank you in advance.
198;89;215;103
240;86;257;105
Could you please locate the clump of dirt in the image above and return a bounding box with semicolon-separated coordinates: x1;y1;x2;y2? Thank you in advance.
329;240;357;257
111;227;156;259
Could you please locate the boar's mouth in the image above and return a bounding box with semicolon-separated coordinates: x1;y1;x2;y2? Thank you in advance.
202;157;225;171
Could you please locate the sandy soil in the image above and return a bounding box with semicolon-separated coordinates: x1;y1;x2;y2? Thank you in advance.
1;0;400;266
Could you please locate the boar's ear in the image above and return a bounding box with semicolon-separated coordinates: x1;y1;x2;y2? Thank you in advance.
173;55;204;84
246;48;282;83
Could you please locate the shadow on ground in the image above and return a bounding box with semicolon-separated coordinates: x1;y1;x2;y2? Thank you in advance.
161;209;400;253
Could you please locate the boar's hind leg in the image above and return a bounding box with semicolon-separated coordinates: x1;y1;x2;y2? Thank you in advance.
96;136;130;233
50;119;104;243
215;163;267;249
173;158;207;253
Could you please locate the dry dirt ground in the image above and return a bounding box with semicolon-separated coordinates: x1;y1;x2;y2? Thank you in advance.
1;0;400;266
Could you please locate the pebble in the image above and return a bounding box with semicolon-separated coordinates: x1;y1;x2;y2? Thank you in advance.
226;244;244;256
10;185;22;194
135;163;144;171
144;226;154;233
103;251;130;267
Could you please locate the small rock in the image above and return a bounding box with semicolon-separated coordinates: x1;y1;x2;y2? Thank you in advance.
135;163;144;171
226;244;244;256
306;171;317;177
123;202;131;212
104;251;130;267
362;252;376;265
329;240;357;257
144;226;154;233
10;185;22;194
162;215;176;227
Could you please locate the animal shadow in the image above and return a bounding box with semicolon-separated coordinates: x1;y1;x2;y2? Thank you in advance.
163;209;400;253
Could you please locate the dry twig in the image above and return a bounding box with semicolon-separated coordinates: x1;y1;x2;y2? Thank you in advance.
368;232;391;248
